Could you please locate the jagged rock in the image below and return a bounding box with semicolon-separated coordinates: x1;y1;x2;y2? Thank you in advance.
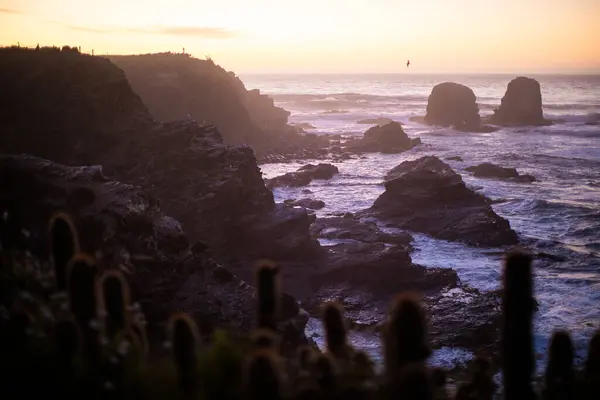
359;156;518;246
286;198;326;210
489;77;551;126
266;163;339;188
0;154;309;351
0;48;321;264
424;82;496;132
466;163;536;183
346;122;421;154
310;216;413;246
108;53;334;161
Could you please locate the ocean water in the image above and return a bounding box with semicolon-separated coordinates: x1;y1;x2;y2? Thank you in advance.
242;73;600;371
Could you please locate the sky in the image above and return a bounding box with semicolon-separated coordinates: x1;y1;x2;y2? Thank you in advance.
1;0;599;74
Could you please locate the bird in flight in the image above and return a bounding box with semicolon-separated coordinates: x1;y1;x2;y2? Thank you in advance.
407;60;410;68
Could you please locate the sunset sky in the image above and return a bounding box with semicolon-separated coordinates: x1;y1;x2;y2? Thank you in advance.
1;0;599;73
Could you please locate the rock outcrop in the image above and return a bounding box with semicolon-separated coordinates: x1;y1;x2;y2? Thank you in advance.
489;77;551;126
0;47;320;264
346;122;421;154
285;198;326;210
266;163;339;189
310;216;413;246
360;156;518;246
0;154;310;350
466;163;536;183
424;82;495;132
108;53;331;160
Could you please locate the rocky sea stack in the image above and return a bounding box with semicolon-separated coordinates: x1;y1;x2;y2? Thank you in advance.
347;121;421;154
360;156;518;247
424;82;495;132
0;47;320;264
466;163;537;183
489;77;551;126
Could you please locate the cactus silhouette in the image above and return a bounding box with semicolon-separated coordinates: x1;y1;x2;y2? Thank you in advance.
543;330;574;400
167;312;200;396
252;328;279;350
255;260;280;331
501;251;535;400
52;316;81;395
384;293;431;378
393;363;433;400
67;253;99;362
95;270;131;339
469;357;496;400
583;330;600;399
243;349;282;400
314;353;338;391
322;301;349;359
431;368;450;400
49;212;80;291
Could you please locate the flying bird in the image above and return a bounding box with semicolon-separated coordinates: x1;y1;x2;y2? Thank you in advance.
407;60;410;68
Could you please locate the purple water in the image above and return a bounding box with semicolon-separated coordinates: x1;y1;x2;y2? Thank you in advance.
242;73;600;371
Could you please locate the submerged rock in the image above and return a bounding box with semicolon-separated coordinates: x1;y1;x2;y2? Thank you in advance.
360;156;518;246
0;154;310;350
466;163;536;183
346;121;421;154
266;163;339;188
424;82;496;132
286;198;326;210
446;156;464;162
310;216;413;246
489;77;551;126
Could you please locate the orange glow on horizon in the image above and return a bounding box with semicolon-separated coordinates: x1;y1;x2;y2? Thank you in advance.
1;0;599;74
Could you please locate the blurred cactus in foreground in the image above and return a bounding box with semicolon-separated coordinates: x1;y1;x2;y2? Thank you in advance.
0;211;600;400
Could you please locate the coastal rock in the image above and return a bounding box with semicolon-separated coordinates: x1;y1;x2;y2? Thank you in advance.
286;198;326;210
446;156;464;162
310;216;413;246
0;154;310;350
425;82;480;128
0;47;320;264
266;163;339;188
424;82;496;132
489;77;551;126
109;53;333;161
360;156;518;246
466;163;537;183
302;252;500;351
346;122;421;154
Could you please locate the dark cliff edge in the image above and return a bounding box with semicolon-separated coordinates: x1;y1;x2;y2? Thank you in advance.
0;46;321;264
108;53;328;160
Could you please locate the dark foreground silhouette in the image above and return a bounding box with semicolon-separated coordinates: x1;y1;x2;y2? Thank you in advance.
1;211;599;400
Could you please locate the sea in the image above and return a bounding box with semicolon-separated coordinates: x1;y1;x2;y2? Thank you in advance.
242;73;600;373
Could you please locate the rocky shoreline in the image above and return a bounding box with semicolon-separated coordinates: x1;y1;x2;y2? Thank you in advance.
1;46;559;369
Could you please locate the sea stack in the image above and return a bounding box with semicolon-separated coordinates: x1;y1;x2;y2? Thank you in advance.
424;82;484;131
490;77;551;126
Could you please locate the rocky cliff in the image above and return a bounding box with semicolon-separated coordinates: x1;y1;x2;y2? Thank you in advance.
0;47;320;264
108;53;325;159
0;153;310;347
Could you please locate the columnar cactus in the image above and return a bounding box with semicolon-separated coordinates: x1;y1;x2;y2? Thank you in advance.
49;212;80;291
501;252;535;399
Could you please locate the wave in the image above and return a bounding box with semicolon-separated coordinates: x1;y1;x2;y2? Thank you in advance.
546;112;600;124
